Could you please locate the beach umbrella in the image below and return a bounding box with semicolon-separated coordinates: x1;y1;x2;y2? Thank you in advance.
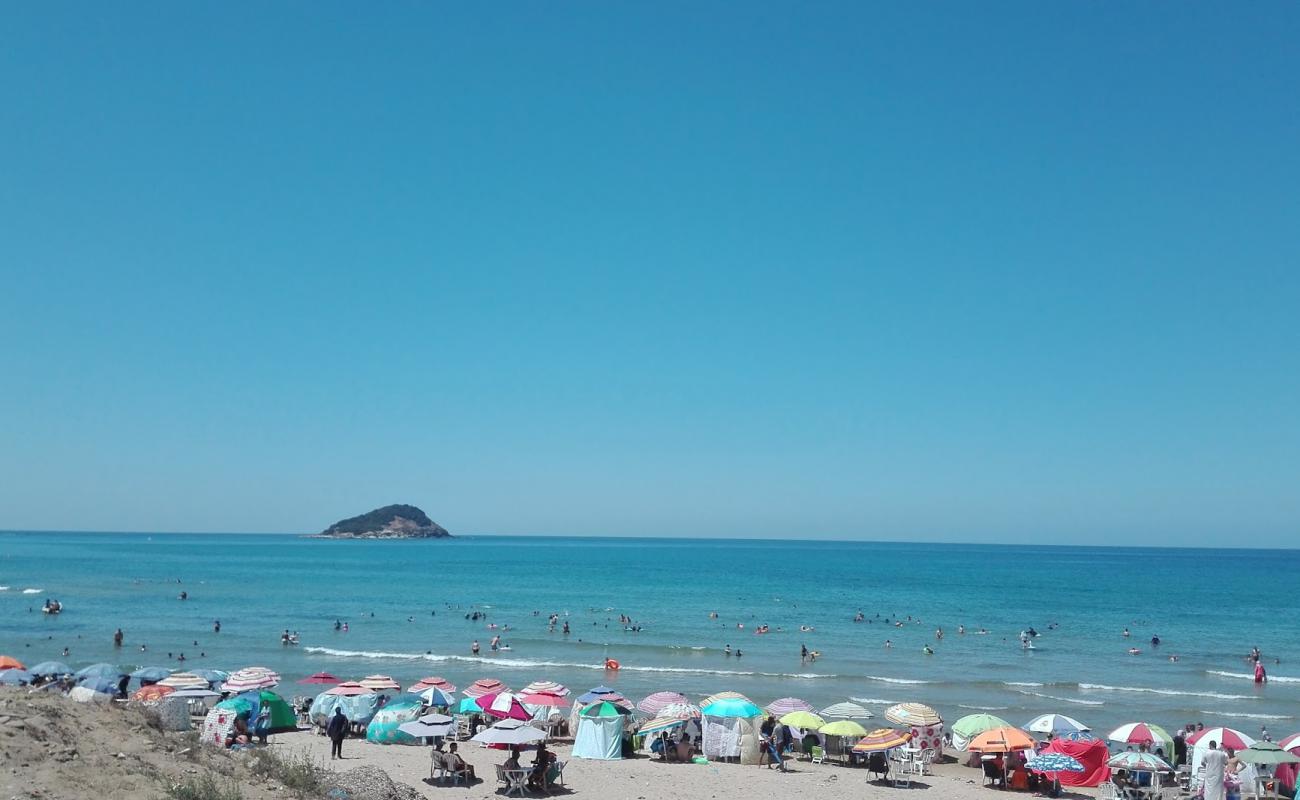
1108;751;1172;772
398;712;455;739
0;669;34;685
298;672;341;685
821;720;869;738
366;699;424;745
640;715;690;736
1108;722;1174;752
702;697;763;718
700;690;749;706
521;680;569;697
852;728;913;752
74;663;125;681
1186;726;1256;751
638;691;688;715
521;692;569;708
79;676;121;695
471;718;547;747
325;681;373;697
133;684;176;702
476;691;533;721
1237;741;1300;765
189;669;228;686
0;656;25;671
1279;733;1300;753
885;702;942;727
969;726;1037;753
221;667;279;692
820;701;873;719
766;697;815;716
158;672;211;690
780;711;826;730
131;666;173;683
455;696;482;714
576;685;620;704
657;702;702;720
170;688;221;698
358;674;401;691
1027;753;1086;775
417;686;456;707
29;661;73;678
580;701;632;718
464;677;508;698
1026;713;1090;736
953;713;1012;740
409;676;457;694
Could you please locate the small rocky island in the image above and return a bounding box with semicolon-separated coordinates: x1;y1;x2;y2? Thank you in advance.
310;504;451;539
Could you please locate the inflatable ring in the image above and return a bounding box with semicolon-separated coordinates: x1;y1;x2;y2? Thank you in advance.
604;659;620;670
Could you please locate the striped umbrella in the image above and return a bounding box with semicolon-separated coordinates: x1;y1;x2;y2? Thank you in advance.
1108;722;1174;752
853;728;913;752
358;674;401;691
580;701;632;718
766;697;814;716
701;691;750;706
476;691;533;721
658;702;702;720
1279;733;1300;753
409;676;457;693
521;680;569;697
821;702;873;719
640;715;690;736
1027;753;1085;774
638;691;689;715
1108;751;1172;772
1186;726;1255;751
576;685;619;704
464;677;508;698
133;684;176;702
885;702;942;727
969;726;1037;753
325;681;373;697
158;672;211;690
417;686;456;706
221;667;279;692
585;692;633;710
1025;714;1090;736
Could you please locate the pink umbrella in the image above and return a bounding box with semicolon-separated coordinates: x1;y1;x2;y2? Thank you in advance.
476;691;533;721
766;697;815;716
464;678;508;698
298;672;342;685
521;680;569;697
409;676;457;693
1187;727;1256;751
520;692;570;707
1279;733;1300;753
324;682;374;696
638;692;689;715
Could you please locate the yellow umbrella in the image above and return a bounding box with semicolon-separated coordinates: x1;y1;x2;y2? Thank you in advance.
820;720;868;737
779;711;825;729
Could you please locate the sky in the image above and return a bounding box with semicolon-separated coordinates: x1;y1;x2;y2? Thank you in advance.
2;3;1298;545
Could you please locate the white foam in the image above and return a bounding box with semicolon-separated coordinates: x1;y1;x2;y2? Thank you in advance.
0;586;8;591
863;675;932;685
1207;670;1300;685
850;697;901;706
1015;689;1104;707
21;588;42;594
1195;710;1293;721
303;647;837;679
1003;681;1043;687
1079;683;1256;700
959;705;1010;711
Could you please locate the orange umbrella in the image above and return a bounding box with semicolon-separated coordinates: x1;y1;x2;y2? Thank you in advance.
133;684;176;702
0;656;26;671
969;726;1037;753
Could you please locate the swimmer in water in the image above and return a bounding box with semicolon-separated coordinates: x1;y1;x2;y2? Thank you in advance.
923;645;934;655
724;644;732;656
884;640;893;648
1123;628;1130;638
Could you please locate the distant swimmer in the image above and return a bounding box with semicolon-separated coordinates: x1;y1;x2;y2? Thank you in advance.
1123;628;1131;638
1255;662;1267;684
923;645;934;655
724;644;732;657
1128;648;1141;655
1151;635;1161;646
958;625;965;635
800;625;814;632
884;640;893;648
936;628;944;640
1169;655;1180;662
471;639;480;655
178;591;187;601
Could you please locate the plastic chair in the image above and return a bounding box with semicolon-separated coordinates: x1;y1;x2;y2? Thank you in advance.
810;745;825;764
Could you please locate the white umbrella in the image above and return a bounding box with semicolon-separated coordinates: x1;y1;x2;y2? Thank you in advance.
399;712;455;739
158;672;211;690
221;667;279;693
1026;714;1090;736
821;702;873;719
471;719;548;746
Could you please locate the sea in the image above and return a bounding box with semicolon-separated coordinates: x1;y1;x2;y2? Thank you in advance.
2;532;1297;737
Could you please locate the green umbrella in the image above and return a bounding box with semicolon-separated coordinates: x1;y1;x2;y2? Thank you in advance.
820;720;868;737
953;713;1011;740
580;700;631;717
1238;741;1300;765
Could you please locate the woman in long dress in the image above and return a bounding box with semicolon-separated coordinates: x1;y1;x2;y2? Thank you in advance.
1202;741;1228;800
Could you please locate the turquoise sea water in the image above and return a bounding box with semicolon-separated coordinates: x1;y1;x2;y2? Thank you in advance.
1;532;1297;736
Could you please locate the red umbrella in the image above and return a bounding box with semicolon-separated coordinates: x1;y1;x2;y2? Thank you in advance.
298;672;342;685
521;692;570;707
476;691;533;721
1187;727;1256;751
133;684;176;702
464;677;508;698
324;681;373;696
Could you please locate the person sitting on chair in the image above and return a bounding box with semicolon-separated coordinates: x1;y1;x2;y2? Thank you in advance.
529;743;553;790
445;743;474;782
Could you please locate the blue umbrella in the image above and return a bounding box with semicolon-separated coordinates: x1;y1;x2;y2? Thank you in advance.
1026;753;1086;774
418;686;455;706
79;676;121;695
576;686;618;703
29;661;72;677
0;669;34;685
131;666;172;683
75;663;127;681
189;668;227;685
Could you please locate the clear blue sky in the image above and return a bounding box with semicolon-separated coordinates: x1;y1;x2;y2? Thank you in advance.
2;3;1297;545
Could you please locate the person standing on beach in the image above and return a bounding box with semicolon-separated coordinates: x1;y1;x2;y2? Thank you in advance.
327;708;348;759
1202;741;1226;800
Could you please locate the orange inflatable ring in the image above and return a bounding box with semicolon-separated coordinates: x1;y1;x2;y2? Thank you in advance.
604;659;620;670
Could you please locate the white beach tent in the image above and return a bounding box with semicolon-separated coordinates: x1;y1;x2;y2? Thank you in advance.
700;697;763;764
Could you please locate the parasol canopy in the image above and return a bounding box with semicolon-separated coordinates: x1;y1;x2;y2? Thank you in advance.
1237;741;1300;765
885;702;942;727
471;718;548;747
75;663;126;681
0;669;35;685
325;682;373;697
820;701;873;719
1027;753;1086;774
1186;726;1256;751
0;656;26;671
464;678;508;698
702;697;762;718
158;672;211;690
1025;714;1090;736
779;711;825;730
29;661;73;678
1107;722;1174;753
637;691;689;715
580;700;632;718
821;720;869;737
133;684;176;702
358;674;401;691
131;666;173;683
298;672;342;685
766;697;814;716
417;686;456;707
969;726;1037;753
409;676;457;693
1107;751;1172;772
476;691;533;721
853;728;913;752
398;712;455;739
221;667;279;692
521;680;569;697
953;713;1012;740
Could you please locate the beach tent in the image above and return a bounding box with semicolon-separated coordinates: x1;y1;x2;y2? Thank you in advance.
701;697;763;764
366;699;424;745
68;685;113;703
1041;736;1110;787
573;703;627;760
145;695;193;731
215;691;297;734
309;691;382;729
200;706;239;748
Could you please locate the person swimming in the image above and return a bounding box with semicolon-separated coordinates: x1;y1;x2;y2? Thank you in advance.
923;645;934;655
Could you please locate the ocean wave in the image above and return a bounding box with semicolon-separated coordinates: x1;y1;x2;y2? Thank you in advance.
0;586;8;591
22;588;42;594
1207;670;1300;685
1078;683;1256;700
1015;690;1104;707
863;675;933;685
1003;681;1043;687
1196;710;1292;721
959;705;1010;711
850;697;901;706
303;647;838;679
